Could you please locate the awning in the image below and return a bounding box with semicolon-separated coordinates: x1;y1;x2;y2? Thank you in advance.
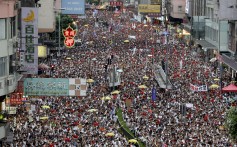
195;40;217;49
222;54;237;71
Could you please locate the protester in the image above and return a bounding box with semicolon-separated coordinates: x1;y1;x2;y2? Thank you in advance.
4;9;235;147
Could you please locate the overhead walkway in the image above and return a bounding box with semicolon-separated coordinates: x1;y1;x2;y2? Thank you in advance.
152;64;172;89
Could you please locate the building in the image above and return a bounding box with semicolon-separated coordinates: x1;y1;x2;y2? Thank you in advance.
167;0;186;24
182;0;206;46
0;0;20;141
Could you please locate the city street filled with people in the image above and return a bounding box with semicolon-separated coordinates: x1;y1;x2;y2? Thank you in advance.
4;9;236;147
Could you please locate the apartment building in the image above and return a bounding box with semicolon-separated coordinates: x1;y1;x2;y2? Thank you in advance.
0;0;20;140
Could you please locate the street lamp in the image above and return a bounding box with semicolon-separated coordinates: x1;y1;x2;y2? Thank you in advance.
54;8;66;56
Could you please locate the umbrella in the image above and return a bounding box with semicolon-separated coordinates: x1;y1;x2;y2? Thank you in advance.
111;90;120;95
87;109;98;112
87;79;94;83
143;75;149;80
214;78;220;81
105;132;115;137
138;85;148;89
210;57;217;62
219;125;225;130
92;58;97;61
66;57;72;60
101;96;111;100
42;105;50;109
209;84;219;89
40;116;49;120
84;24;89;27
128;139;138;143
117;69;123;72
124;40;129;43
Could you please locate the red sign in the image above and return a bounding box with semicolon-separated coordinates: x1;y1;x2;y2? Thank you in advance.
9;93;26;105
62;25;77;48
110;1;123;6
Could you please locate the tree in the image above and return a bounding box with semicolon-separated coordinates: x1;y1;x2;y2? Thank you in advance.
48;14;75;47
225;107;237;142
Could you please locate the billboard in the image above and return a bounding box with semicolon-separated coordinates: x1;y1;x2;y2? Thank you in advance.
21;7;38;74
61;0;85;15
138;4;161;13
24;78;87;96
38;0;55;33
38;46;47;57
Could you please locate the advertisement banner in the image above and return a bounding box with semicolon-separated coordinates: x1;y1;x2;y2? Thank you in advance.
61;0;85;15
38;46;47;58
21;7;38;74
138;4;161;13
24;78;87;96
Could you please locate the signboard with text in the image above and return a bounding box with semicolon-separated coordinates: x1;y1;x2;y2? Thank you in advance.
21;7;38;74
61;0;85;15
110;1;123;6
138;4;161;13
24;78;87;96
62;25;76;48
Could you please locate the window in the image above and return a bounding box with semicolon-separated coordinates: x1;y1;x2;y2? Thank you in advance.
178;6;182;12
0;19;6;39
0;57;7;77
10;17;16;38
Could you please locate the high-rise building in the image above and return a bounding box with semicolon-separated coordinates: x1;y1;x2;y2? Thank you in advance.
0;0;21;140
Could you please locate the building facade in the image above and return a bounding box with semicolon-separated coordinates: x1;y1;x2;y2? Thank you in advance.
169;0;186;19
0;0;20;140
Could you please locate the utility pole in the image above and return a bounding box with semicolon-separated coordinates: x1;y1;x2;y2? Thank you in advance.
164;8;169;90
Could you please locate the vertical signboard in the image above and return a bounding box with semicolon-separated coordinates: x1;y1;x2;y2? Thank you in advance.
21;7;38;74
62;25;76;48
61;0;85;15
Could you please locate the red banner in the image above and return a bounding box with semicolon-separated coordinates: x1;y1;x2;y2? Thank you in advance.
110;1;123;6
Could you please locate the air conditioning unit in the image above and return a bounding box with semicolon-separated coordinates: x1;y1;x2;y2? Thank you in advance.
12;36;19;44
13;42;18;48
6;79;13;86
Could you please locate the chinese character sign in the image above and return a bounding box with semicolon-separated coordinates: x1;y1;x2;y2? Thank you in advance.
62;25;77;48
21;7;38;74
23;78;87;96
24;78;69;96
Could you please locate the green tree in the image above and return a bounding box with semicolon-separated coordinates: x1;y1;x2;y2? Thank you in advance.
225;107;237;142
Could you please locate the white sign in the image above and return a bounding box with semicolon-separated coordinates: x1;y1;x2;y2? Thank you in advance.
21;7;38;74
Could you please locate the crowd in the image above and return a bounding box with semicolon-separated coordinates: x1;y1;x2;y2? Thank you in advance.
3;8;237;147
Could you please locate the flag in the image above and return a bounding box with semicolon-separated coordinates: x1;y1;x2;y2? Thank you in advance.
151;87;156;101
179;60;183;70
198;85;208;91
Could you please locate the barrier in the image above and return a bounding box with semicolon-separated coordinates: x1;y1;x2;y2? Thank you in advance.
116;108;145;147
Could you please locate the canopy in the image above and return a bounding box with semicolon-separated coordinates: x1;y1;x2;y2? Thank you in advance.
222;84;237;92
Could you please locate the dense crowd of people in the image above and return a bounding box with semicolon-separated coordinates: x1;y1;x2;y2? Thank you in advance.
4;8;237;147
